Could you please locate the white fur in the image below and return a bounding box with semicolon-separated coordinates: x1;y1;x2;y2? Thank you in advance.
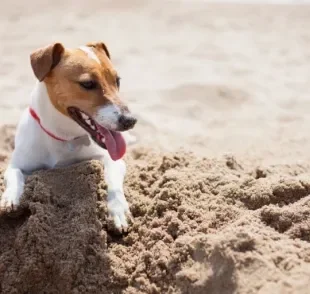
79;46;100;64
94;104;121;130
1;82;130;232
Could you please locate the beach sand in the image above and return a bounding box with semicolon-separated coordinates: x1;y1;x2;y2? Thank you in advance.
0;1;310;293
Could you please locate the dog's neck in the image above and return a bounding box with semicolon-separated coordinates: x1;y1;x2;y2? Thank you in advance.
30;82;86;141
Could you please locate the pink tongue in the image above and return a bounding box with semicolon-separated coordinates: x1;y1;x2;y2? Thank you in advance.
96;125;126;161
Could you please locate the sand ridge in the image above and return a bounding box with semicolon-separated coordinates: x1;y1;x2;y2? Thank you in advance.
0;136;309;293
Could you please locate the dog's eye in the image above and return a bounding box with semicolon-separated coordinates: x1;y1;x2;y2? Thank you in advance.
79;80;98;90
116;76;121;89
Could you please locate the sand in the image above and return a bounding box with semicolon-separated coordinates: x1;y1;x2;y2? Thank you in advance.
1;0;310;164
0;139;310;293
1;0;310;293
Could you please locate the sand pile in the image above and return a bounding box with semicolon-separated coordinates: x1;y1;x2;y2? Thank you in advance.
0;129;309;294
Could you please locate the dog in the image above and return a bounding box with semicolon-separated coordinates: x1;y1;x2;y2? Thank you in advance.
0;42;137;232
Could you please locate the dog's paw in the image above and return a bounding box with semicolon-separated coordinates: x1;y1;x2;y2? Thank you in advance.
107;190;133;233
0;187;23;213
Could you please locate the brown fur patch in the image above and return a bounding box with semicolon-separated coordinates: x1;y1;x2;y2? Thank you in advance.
41;44;123;118
30;43;64;82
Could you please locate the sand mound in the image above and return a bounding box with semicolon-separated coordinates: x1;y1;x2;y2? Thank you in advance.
0;131;309;294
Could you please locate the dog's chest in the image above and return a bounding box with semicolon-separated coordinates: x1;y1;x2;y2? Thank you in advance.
48;136;105;168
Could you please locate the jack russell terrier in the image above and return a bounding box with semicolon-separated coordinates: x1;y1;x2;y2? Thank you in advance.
0;42;137;232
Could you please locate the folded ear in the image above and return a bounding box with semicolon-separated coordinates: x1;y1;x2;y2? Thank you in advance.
86;42;110;59
30;43;65;81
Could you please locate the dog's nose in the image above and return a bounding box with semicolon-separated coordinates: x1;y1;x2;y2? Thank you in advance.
118;114;137;130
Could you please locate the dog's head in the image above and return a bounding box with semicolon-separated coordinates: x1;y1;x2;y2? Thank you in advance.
30;42;137;160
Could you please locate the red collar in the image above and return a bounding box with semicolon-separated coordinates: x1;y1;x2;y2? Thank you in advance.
29;107;67;142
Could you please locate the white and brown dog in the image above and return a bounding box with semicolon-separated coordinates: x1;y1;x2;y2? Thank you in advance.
0;42;137;232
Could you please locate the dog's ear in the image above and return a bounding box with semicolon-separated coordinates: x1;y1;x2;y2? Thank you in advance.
86;42;110;59
30;43;65;82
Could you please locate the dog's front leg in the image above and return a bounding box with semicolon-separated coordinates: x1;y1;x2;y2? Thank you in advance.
102;156;131;232
1;164;25;211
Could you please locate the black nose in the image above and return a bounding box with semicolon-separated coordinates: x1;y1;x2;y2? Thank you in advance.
118;114;137;131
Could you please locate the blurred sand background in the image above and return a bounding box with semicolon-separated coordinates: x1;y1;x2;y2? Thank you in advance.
1;1;310;293
0;0;309;164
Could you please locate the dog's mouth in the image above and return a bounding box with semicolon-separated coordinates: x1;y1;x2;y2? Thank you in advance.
67;107;126;161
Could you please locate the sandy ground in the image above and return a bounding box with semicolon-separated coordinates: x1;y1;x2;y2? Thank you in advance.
0;0;310;293
0;0;310;163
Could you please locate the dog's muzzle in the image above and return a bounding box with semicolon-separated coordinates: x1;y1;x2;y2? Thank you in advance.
118;113;137;131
